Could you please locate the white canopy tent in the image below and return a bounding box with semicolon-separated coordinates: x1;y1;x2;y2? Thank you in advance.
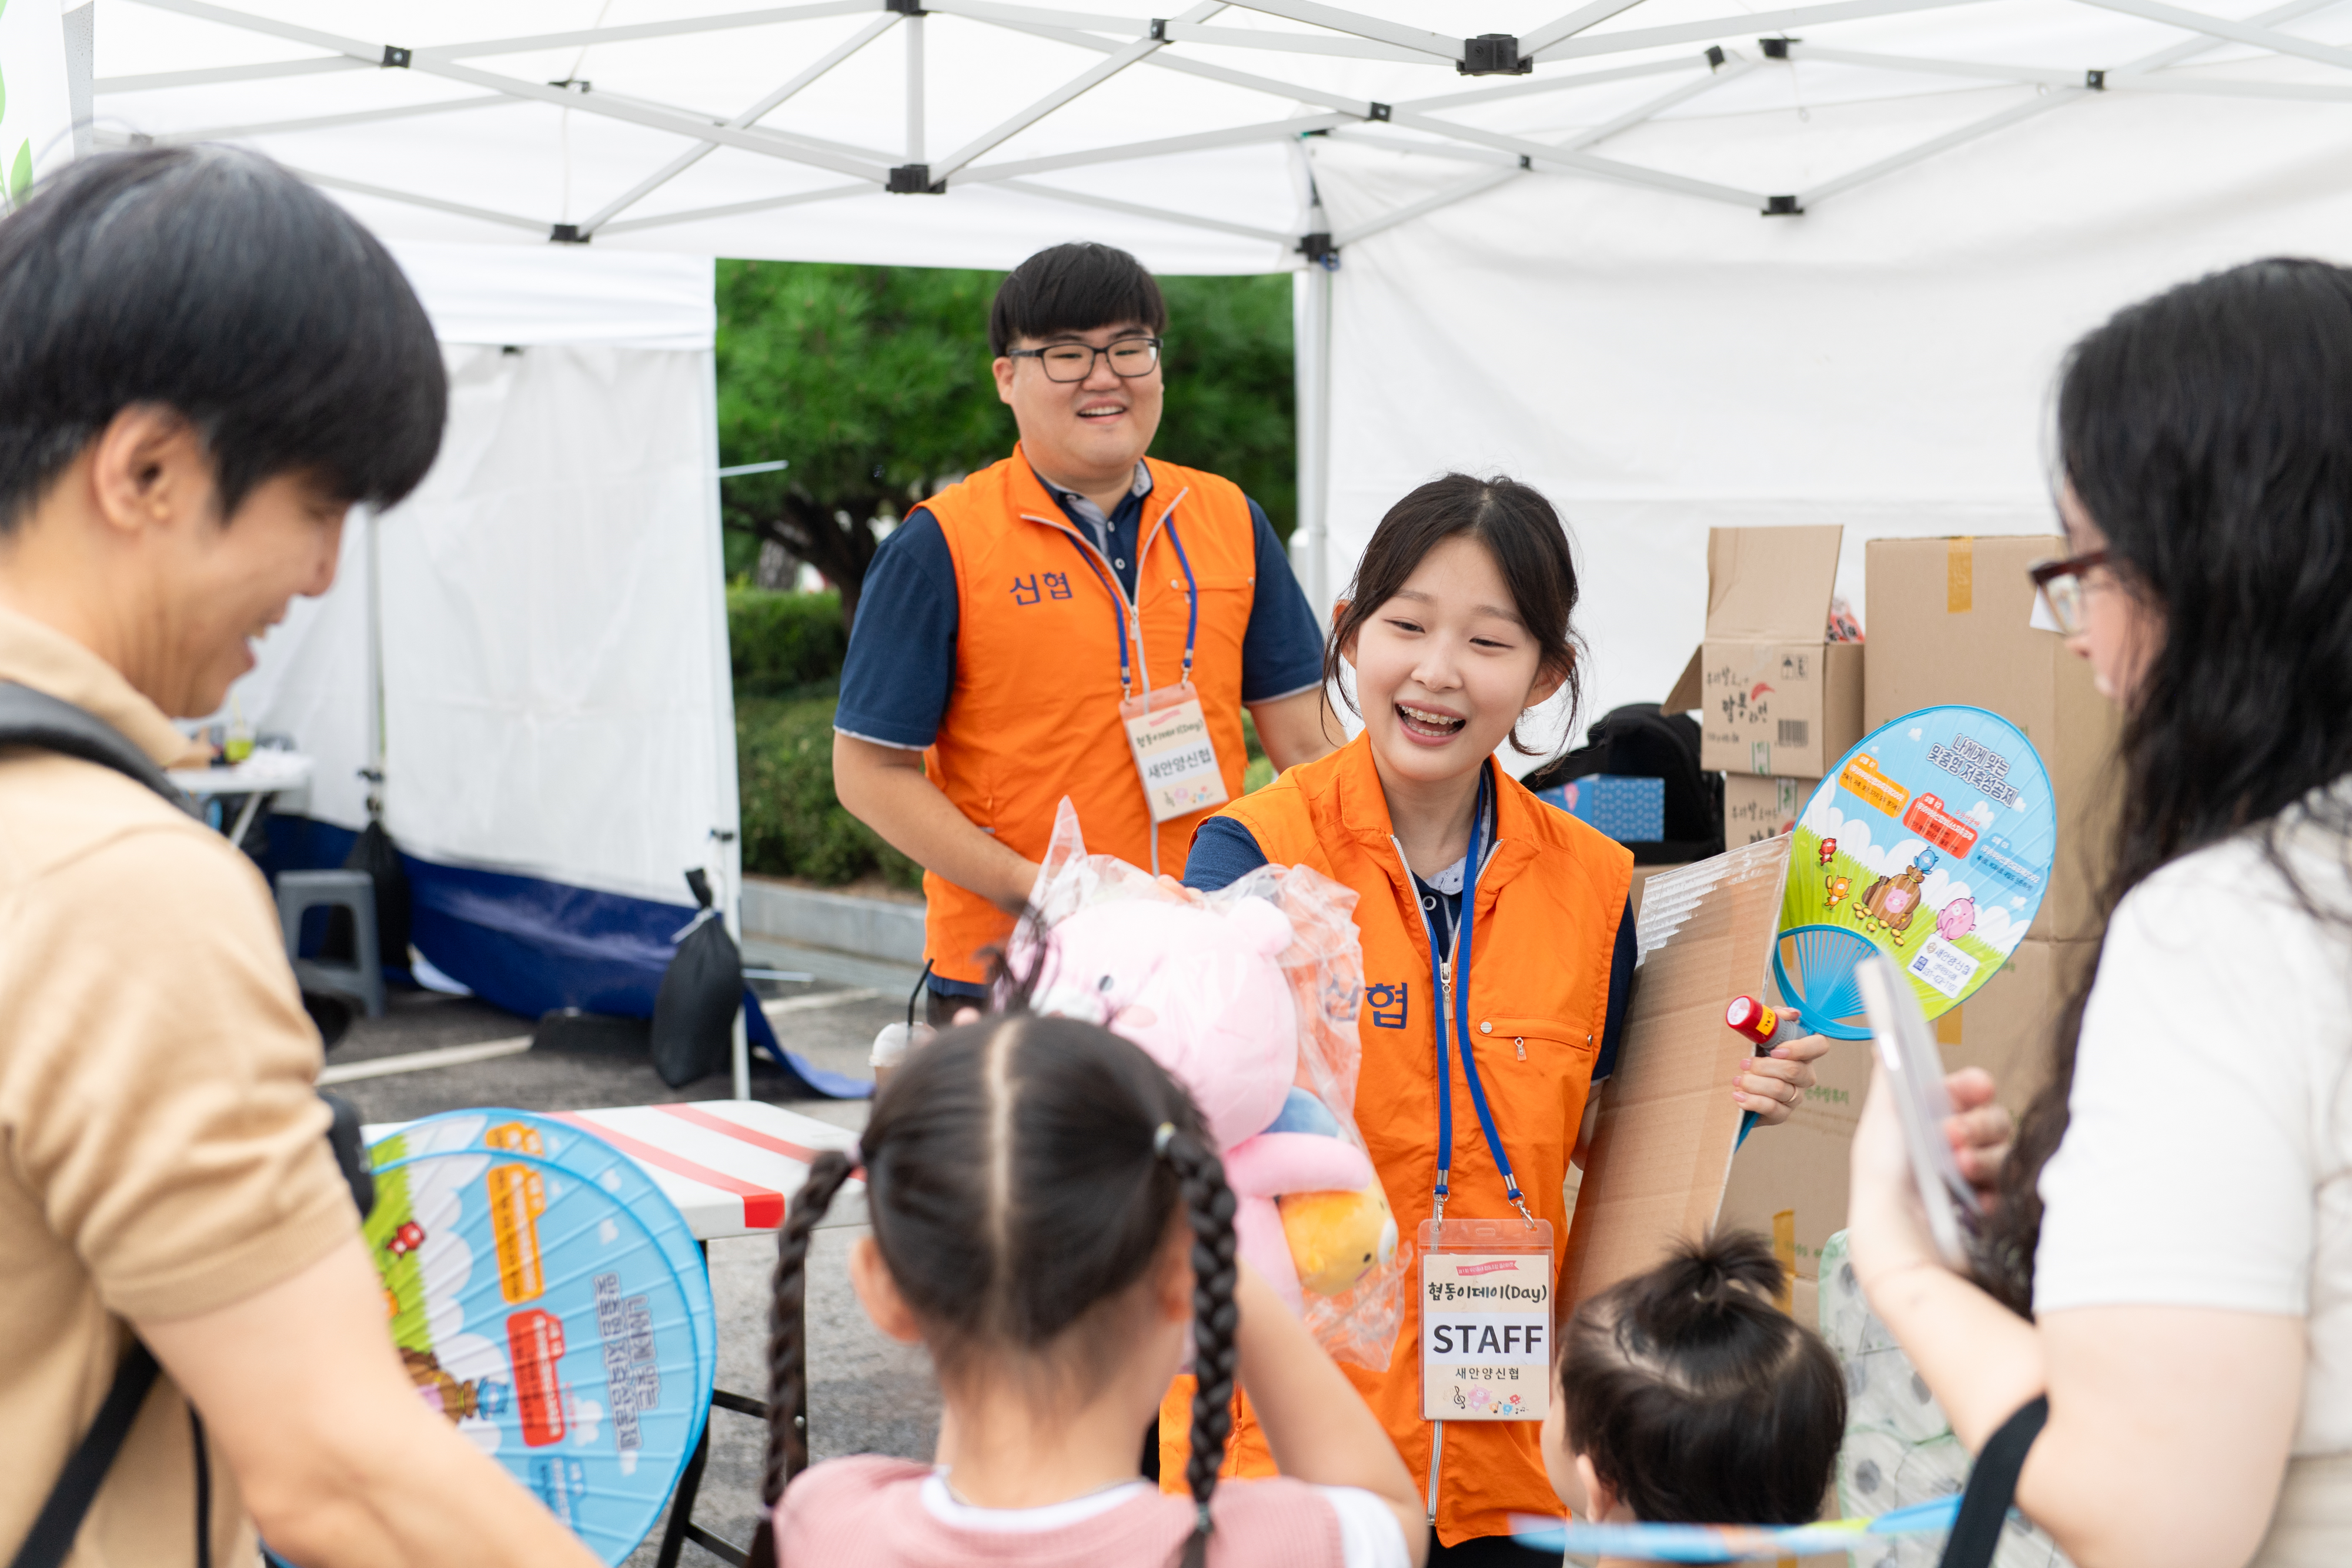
83;0;2352;749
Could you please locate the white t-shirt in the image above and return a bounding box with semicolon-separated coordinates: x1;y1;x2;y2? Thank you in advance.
917;1474;1411;1568
2034;799;2352;1454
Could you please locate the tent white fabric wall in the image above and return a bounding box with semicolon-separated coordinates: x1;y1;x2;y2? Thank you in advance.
98;0;2352;763
1311;81;2352;752
220;243;731;907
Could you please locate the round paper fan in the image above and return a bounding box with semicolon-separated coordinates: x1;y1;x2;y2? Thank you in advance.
1778;706;2057;1039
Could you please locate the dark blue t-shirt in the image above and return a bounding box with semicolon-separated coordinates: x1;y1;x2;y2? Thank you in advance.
1183;815;1638;1083
835;466;1324;752
837;459;1327;997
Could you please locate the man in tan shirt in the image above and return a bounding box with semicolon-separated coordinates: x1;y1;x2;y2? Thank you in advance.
0;149;601;1566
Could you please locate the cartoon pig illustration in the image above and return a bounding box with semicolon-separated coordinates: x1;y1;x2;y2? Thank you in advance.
1937;897;1976;942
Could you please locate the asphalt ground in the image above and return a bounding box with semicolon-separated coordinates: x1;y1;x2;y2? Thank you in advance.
329;970;939;1567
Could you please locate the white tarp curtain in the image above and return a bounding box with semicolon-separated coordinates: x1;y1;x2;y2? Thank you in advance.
221;244;732;906
106;0;2352;753
1309;81;2352;750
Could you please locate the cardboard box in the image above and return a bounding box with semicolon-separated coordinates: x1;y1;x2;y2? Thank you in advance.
1864;535;2122;941
1714;934;2089;1279
1666;526;1866;780
1934;935;2094;1115
1564;834;1792;1303
1725;774;1804;847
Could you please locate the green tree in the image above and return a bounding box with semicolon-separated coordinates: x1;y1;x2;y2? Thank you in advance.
716;260;1297;630
716;261;1011;627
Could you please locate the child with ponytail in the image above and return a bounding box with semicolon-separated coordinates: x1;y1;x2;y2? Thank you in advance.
754;1014;1427;1568
1545;1231;1846;1532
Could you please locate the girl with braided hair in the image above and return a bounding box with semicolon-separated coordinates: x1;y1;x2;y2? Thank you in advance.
752;1014;1425;1568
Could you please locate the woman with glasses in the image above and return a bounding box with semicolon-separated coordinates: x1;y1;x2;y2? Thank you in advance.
1849;258;2352;1567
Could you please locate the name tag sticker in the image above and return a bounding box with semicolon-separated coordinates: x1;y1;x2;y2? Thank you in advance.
1419;1217;1554;1422
1120;681;1228;824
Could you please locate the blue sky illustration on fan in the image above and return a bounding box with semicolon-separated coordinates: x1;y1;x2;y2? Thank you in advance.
370;1108;717;1450
1776;706;2057;1040
364;1122;711;1563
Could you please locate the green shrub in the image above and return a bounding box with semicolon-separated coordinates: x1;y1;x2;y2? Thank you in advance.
737;693;921;889
729;587;848;695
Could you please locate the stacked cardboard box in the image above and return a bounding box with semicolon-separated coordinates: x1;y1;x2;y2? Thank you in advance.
1715;533;2122;1279
1665;526;1865;850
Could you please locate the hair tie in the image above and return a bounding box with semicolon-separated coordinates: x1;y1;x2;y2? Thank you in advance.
1195;1500;1213;1534
1153;1122;1177;1157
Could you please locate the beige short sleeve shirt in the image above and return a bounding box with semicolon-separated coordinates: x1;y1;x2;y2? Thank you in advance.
0;608;357;1567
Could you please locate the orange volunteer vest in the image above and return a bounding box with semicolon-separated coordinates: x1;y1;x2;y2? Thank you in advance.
1158;733;1632;1546
919;447;1259;985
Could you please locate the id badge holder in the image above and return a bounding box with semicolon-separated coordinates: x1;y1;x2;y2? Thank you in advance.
1419;1216;1555;1422
1120;680;1228;824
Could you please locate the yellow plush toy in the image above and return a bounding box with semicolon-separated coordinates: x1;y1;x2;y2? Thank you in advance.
1278;1181;1399;1297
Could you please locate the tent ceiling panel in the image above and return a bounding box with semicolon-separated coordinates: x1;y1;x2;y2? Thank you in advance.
90;0;2352;271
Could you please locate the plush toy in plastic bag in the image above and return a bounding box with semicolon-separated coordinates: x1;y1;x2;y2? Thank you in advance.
1003;800;1406;1370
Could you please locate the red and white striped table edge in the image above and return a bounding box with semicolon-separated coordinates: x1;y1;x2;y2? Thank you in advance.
363;1101;868;1240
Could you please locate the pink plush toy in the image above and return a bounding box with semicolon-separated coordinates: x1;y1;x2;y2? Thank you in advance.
1020;896;1384;1312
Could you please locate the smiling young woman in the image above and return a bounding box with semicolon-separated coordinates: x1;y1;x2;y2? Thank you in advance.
1174;475;1830;1561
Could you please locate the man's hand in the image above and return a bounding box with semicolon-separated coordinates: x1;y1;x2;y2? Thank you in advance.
833;732;1039;911
139;1236;601;1568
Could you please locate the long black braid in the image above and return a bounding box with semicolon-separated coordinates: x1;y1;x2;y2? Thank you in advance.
753;1012;1227;1567
1161;1125;1240;1568
749;1147;856;1568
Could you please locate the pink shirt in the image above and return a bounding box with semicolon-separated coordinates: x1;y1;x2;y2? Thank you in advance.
775;1456;1351;1567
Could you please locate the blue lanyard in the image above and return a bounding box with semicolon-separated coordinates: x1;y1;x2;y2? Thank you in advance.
1057;502;1199;697
1429;764;1531;1223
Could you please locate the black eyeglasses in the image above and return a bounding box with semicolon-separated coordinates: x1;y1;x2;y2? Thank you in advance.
2026;549;2110;635
1007;336;1162;383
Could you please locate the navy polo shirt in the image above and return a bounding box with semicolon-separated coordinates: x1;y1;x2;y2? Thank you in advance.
837;457;1327;995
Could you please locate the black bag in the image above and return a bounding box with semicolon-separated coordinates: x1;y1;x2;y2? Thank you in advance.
0;683;377;1568
1522;702;1725;864
328;818;412;973
650;869;742;1088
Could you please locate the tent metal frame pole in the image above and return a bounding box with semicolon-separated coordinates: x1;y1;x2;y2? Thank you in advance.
1335;55;1757;246
907;12;926;163
1152;24;1429;62
599;180;873;235
993;177;1292;240
246;158;553;232
921;0;1155;31
126;0;895;184
149;93;519;145
1398;56;1696;112
957;113;1348;182
1220;0;1460;59
928;1;1224;180
1798;90;2077;206
1384;103;1768;208
1523;0;1656;55
1292;251;1334;621
1534;0;1991;62
1784;0;2339;208
98;56;368;93
2064;0;2352;72
410;2;885;61
579;14;902;235
1334;166;1518;248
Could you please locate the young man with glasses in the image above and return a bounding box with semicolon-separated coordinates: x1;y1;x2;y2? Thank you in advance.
834;242;1334;1021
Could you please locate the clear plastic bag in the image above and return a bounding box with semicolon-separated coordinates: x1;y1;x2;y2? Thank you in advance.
1006;800;1408;1370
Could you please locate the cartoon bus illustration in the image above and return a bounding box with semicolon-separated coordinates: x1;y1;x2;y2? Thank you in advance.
1901;792;1980;859
507;1309;569;1447
1838;754;1909;819
489;1163;548;1305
